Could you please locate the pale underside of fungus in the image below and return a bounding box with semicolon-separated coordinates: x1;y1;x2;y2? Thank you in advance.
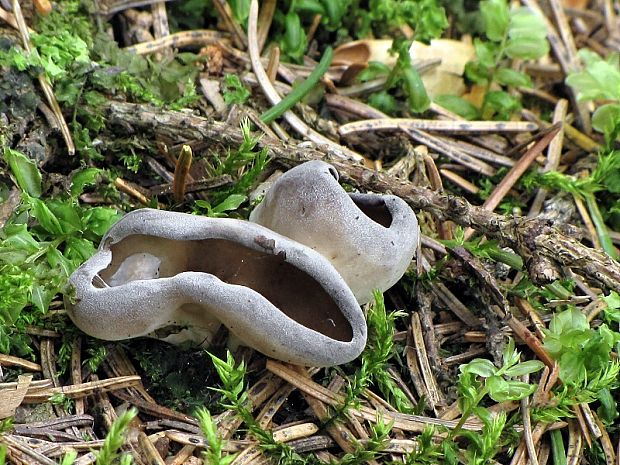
250;160;420;304
66;208;367;366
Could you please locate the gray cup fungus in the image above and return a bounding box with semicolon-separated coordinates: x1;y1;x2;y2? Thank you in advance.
66;208;366;366
66;161;419;366
250;160;419;304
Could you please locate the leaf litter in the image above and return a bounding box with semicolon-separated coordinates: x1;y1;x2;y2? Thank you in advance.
1;0;620;463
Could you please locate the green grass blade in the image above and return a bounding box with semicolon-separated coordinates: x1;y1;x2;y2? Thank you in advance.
260;47;333;124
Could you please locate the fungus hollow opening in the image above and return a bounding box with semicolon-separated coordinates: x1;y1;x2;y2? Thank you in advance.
96;234;353;342
350;195;393;228
326;165;339;181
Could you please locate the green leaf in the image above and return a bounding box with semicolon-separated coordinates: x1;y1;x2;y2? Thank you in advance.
81;207;121;238
503;360;545;377
402;66;430;113
505;8;549;59
603;291;620;311
592;103;620;140
367;91;398;114
31;283;55;313
28;197;63;235
281;11;306;63
414;0;449;42
71;168;102;197
222;74;251;105
3;147;42;197
464;60;491;85
487;377;536;401
261;47;333;123
481;0;509;41
64;236;96;263
297;0;325;14
212;194;247;214
501;338;518;366
47;199;82;234
548;307;589;335
46;247;76;280
550;429;567;465
320;0;347;29
505;36;549;60
566;51;620;102
0;224;41;256
494;67;532;87
229;0;250;24
482;90;521;120
434;95;479;120
474;38;498;68
461;358;496;377
357;61;392;82
559;351;586;382
508;7;547;41
597;388;618;423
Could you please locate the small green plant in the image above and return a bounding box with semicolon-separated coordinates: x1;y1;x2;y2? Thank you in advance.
270;1;350;63
359;38;431;115
441;226;523;270
453;339;544;438
338;413;393;465
194;118;269;216
566;50;620;144
339;291;414;417
441;0;549;120
59;450;78;465
269;0;447;63
195;194;248;218
1;0;200;161
524;149;620;259
531;302;620;423
536;362;620;424
356;0;448;41
531;303;620;422
278;6;307;63
398;426;444;464
222;74;251;105
196;407;236;465
119;152;142;173
509;277;576;312
460;410;508;465
84;343;108;373
209;351;304;463
0;418;13;434
545;307;609;380
0;145;119;356
96;408;138;465
49;392;75;413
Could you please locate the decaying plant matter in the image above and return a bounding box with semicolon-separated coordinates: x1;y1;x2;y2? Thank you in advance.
3;0;620;463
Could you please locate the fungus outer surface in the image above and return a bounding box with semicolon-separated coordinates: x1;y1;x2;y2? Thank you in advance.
66;208;367;366
250;160;420;303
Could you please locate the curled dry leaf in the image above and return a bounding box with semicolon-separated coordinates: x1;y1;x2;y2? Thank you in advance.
0;374;32;419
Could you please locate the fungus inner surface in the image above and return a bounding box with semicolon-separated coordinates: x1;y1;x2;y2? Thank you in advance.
350;196;393;228
98;234;353;341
